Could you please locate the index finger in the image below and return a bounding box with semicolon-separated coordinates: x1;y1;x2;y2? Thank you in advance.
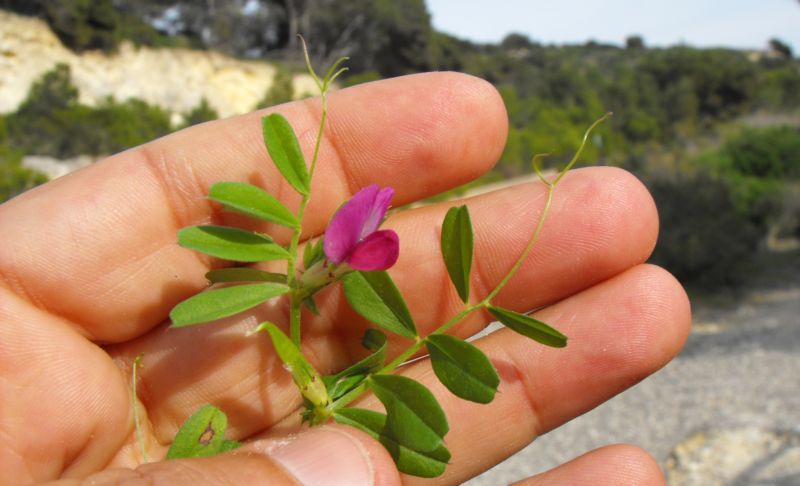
0;72;507;342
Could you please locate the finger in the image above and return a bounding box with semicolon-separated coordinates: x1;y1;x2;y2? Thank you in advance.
53;426;400;486
392;264;690;484
111;167;659;443
0;286;131;483
0;72;507;342
511;444;665;486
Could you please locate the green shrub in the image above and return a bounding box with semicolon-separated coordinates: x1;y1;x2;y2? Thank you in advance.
647;171;762;289
255;67;294;109
723;126;800;179
1;117;48;203
6;65;172;157
0;152;48;203
689;125;800;231
182;99;219;128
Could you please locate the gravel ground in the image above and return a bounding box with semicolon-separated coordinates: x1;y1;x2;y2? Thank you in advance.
467;254;800;485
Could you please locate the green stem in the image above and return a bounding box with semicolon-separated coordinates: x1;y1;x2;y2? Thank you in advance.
286;90;330;346
480;112;611;303
288;296;302;344
309;94;328;182
482;185;554;303
554;112;612;185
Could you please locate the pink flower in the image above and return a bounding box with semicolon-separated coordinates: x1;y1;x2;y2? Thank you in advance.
323;185;399;271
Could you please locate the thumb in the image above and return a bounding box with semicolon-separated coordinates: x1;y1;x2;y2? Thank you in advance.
59;426;402;486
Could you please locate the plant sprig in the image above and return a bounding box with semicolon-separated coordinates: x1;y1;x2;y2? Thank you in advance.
161;41;610;477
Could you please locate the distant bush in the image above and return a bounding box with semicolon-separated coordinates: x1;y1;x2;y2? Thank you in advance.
723;126;800;180
6;64;172;158
691;125;800;229
647;171;762;289
181;99;219;128
255;67;294;109
0;152;48;203
759;65;800;109
2;0;190;52
342;71;381;88
0;117;47;203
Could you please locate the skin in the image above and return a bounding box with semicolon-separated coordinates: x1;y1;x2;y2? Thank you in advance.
0;72;690;485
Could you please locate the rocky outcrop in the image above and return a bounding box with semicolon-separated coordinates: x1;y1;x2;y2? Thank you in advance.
0;10;316;121
665;427;800;485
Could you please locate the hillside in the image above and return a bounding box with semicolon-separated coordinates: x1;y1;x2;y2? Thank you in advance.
0;10;316;122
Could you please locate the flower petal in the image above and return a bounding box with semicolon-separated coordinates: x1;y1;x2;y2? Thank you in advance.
360;187;394;238
324;185;380;263
346;230;400;271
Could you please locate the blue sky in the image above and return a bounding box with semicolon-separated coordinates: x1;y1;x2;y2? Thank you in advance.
426;0;800;52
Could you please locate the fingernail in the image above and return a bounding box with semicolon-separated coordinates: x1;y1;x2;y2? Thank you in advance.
265;427;374;485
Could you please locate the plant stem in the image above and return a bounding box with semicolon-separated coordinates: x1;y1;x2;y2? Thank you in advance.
481;112;611;303
482;185;555;303
286;90;329;346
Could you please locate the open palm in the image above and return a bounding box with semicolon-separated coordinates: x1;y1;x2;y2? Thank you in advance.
0;72;689;485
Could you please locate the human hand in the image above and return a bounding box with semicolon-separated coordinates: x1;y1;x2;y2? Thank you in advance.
0;72;690;485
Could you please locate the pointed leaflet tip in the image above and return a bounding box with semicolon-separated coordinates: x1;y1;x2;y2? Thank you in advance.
262;114;310;195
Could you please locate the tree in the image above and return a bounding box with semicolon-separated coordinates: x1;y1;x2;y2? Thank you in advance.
0;116;48;202
255;67;295;109
5;65;172;158
625;35;645;50
15;64;78;114
768;38;793;59
646;171;761;288
297;0;433;76
182;99;219;128
501;33;536;51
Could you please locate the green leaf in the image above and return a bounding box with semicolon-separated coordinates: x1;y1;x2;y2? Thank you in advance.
369;375;448;452
324;373;366;401
332;329;388;381
334;408;450;478
170;283;289;327
302;238;325;269
166;405;232;459
262;113;309;195
426;334;499;404
255;321;329;408
362;327;387;352
441;205;473;303
209;181;298;229
205;268;287;284
178;225;290;262
302;295;320;315
488;306;568;348
342;271;417;339
323;329;387;400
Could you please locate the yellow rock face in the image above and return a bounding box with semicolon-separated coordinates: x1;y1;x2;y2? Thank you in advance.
0;10;316;119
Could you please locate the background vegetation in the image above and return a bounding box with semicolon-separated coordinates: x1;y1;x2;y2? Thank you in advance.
1;0;799;293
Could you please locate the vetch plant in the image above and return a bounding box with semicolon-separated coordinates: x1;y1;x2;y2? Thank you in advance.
159;41;610;477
